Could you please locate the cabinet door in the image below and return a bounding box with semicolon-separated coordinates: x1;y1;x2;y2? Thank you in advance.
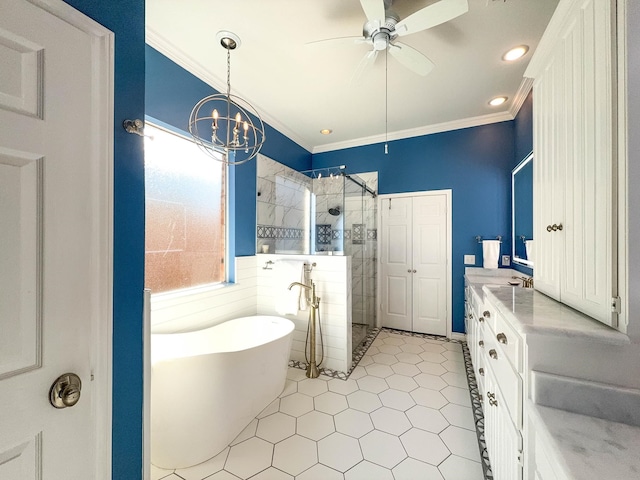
485;366;523;480
533;50;563;300
532;0;617;327
558;0;616;326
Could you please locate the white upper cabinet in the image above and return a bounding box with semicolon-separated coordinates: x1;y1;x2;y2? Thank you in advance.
525;0;618;328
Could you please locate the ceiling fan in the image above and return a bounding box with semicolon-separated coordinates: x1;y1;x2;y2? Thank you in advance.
327;0;469;78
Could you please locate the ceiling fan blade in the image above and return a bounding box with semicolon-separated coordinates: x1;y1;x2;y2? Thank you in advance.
395;0;468;37
351;50;379;85
389;42;435;76
306;35;368;46
360;0;386;26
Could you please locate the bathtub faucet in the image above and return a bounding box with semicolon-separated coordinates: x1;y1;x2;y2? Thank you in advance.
288;280;322;378
288;281;320;308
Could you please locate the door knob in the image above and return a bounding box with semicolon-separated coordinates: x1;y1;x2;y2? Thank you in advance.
49;373;82;409
407;269;412;273
489;349;498;360
547;224;553;232
412;269;417;273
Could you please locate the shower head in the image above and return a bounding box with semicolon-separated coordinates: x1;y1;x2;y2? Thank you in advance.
328;206;341;216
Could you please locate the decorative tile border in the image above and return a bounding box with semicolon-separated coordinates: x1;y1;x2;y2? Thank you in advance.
352;223;365;244
367;229;377;240
462;341;493;479
288;327;381;380
315;224;331;245
257;224;304;239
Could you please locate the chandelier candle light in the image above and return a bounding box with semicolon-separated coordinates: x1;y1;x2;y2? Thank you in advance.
189;31;266;165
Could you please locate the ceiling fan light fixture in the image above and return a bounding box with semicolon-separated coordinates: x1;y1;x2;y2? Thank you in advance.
489;96;508;106
502;45;529;62
320;129;333;135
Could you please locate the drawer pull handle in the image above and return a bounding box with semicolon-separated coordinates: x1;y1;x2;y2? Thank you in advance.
490;397;499;407
478;367;484;376
483;310;491;318
496;333;508;344
489;349;498;360
479;340;484;348
486;391;494;400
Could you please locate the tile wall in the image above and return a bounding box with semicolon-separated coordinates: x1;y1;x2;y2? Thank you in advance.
149;256;257;333
257;154;310;254
256;254;352;373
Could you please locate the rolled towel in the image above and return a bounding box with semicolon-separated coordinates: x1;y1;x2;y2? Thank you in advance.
482;240;501;269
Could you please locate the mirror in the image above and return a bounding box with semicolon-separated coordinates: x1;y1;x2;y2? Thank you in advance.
512;153;533;267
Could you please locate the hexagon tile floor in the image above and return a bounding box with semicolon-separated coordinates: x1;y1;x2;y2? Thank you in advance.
151;329;485;480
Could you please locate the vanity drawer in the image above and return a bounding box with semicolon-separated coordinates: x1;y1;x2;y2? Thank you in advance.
492;308;523;374
484;333;522;428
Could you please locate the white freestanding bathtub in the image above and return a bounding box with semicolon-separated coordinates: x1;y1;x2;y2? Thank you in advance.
150;315;295;469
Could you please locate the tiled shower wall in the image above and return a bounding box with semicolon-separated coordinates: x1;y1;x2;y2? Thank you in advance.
256;154;310;254
312;175;345;253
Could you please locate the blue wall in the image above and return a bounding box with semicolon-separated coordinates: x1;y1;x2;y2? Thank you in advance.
145;46;312;257
312;122;515;333
62;1;146;478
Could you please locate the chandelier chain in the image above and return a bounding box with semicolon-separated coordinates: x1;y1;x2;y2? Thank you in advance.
226;49;231;97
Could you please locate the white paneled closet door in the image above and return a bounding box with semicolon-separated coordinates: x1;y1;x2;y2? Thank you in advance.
380;197;413;331
380;193;449;336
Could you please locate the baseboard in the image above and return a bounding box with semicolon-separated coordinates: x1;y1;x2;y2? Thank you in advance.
450;332;467;342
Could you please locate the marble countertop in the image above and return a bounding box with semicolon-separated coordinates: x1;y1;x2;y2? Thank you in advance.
482;286;629;345
528;401;640;479
464;268;525;301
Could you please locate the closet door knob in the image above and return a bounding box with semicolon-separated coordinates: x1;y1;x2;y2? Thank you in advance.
479;367;484;376
489;349;498;360
557;223;563;231
546;225;553;232
483;310;491;318
479;340;484;347
496;333;508;344
407;269;412;273
412;269;417;273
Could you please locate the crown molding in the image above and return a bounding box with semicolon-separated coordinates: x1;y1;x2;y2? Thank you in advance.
311;111;515;154
145;27;313;153
509;77;534;119
524;0;578;79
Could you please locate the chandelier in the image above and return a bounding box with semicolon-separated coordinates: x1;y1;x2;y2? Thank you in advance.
189;31;266;165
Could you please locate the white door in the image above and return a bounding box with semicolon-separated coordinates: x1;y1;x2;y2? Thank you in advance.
412;195;447;335
380;197;413;331
0;1;112;478
380;193;449;336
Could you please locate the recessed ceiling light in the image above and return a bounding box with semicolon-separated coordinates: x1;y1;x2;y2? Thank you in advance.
489;96;508;106
320;129;333;135
502;45;529;62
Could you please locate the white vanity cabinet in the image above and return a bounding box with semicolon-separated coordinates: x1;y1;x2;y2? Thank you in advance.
525;0;618;327
481;298;524;480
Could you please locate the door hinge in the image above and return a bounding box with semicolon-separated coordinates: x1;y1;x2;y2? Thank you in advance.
612;296;621;315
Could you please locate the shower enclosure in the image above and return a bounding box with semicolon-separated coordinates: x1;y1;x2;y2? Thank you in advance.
256;156;378;353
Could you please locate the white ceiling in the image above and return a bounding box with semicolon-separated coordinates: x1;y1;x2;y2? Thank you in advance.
146;0;559;154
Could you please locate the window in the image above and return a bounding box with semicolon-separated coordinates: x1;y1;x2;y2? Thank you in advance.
144;124;226;294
